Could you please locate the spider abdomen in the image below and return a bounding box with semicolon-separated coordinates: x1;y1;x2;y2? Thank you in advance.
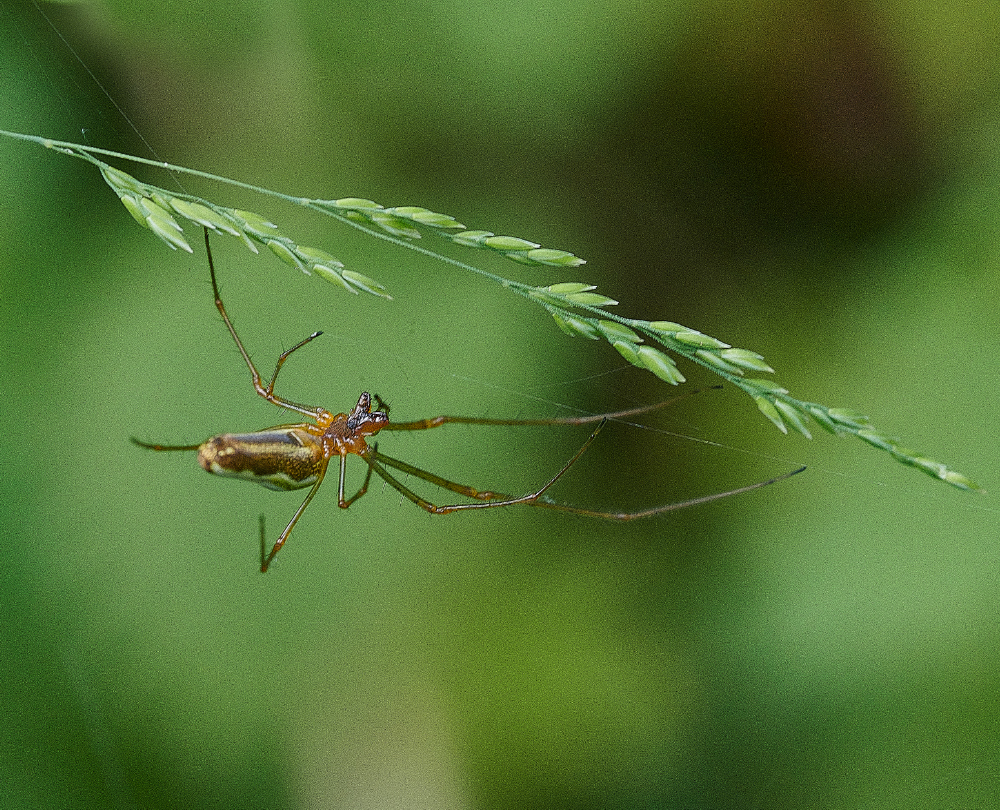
198;428;324;491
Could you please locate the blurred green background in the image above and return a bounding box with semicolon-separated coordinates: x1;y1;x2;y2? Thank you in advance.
2;0;998;807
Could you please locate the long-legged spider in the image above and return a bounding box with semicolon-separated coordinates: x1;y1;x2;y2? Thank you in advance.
132;229;803;572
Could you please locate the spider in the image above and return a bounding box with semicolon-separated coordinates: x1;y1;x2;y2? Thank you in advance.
132;228;804;572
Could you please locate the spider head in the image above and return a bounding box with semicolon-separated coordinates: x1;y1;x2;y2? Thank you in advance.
346;391;390;436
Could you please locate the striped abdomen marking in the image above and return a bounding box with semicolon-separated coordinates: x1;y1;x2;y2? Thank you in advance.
198;428;324;491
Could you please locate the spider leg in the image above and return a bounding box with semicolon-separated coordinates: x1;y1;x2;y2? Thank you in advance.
365;458;460;513
369;422;805;518
338;448;379;508
369;450;511;502
130;438;202;451
260;463;328;572
525;465;807;519
366;419;608;513
203;228;323;420
258;514;267;571
266;331;324;398
383;387;720;431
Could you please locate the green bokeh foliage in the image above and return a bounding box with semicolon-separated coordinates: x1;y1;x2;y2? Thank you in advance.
1;1;998;808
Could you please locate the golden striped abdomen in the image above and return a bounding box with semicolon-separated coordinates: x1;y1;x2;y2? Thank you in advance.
198;427;324;491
